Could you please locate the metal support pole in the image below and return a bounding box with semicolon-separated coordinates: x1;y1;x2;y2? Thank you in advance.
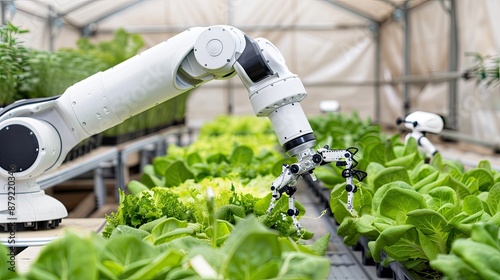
448;0;458;130
155;138;167;157
1;1;15;26
48;5;55;51
227;79;234;115
116;151;126;198
373;23;381;123
403;1;411;117
1;1;6;25
94;166;105;208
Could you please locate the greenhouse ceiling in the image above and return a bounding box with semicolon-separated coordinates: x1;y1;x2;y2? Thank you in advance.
2;0;430;36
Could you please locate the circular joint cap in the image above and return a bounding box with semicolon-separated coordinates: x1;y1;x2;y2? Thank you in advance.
0;124;39;173
290;164;300;174
206;39;223;56
287;209;299;216
345;184;358;193
194;26;240;74
312;154;322;164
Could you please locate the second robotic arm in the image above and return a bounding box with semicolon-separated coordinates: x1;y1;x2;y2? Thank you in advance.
396;111;444;157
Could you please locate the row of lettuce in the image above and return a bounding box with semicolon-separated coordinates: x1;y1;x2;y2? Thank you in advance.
311;113;500;279
1;116;331;280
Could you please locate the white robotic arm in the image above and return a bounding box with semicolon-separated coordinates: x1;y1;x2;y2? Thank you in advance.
0;25;363;232
266;146;366;234
396;111;444;157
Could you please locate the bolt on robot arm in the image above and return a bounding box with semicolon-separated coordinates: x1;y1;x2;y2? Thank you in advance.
0;25;364;231
396;111;444;157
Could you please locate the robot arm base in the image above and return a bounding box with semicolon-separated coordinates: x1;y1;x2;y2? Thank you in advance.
0;190;67;228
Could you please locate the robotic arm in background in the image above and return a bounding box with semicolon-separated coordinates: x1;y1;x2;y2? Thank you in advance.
0;25;365;232
396;111;444;156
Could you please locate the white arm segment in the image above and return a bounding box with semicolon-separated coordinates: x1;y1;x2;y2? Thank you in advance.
406;131;438;156
0;25;317;226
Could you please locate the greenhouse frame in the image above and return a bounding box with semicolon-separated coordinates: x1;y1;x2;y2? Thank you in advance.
2;0;499;147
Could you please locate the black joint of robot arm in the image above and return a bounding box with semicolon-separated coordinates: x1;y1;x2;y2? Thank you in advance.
283;133;316;152
278;187;287;195
290;164;300;174
236;35;273;83
286;186;297;196
336;161;347;167
312;154;322;164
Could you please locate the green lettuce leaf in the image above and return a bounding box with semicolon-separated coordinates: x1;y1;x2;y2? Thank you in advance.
378;188;426;222
164;160;196;188
27;232;99;280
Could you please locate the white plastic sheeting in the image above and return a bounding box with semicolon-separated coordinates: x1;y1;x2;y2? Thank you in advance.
3;0;500;144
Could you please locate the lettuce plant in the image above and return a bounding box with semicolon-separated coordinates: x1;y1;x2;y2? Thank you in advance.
431;223;500;279
105;115;314;240
2;216;330;280
305;111;500;277
327;137;500;277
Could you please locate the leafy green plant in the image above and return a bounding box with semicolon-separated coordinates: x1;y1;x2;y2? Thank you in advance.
0;23;108;102
25;50;105;98
104;116;317;240
105;174;313;240
0;22;31;105
431;223;500;280
309;112;395;186
68;28;144;69
328;138;500;277
306;112;500;277
2;215;331;279
102;187;193;238
131;116;284;190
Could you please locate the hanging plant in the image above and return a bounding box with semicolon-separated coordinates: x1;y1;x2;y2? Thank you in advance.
462;52;500;87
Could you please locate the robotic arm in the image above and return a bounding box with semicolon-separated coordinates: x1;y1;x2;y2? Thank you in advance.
267;146;366;234
396;111;444;157
0;25;364;232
